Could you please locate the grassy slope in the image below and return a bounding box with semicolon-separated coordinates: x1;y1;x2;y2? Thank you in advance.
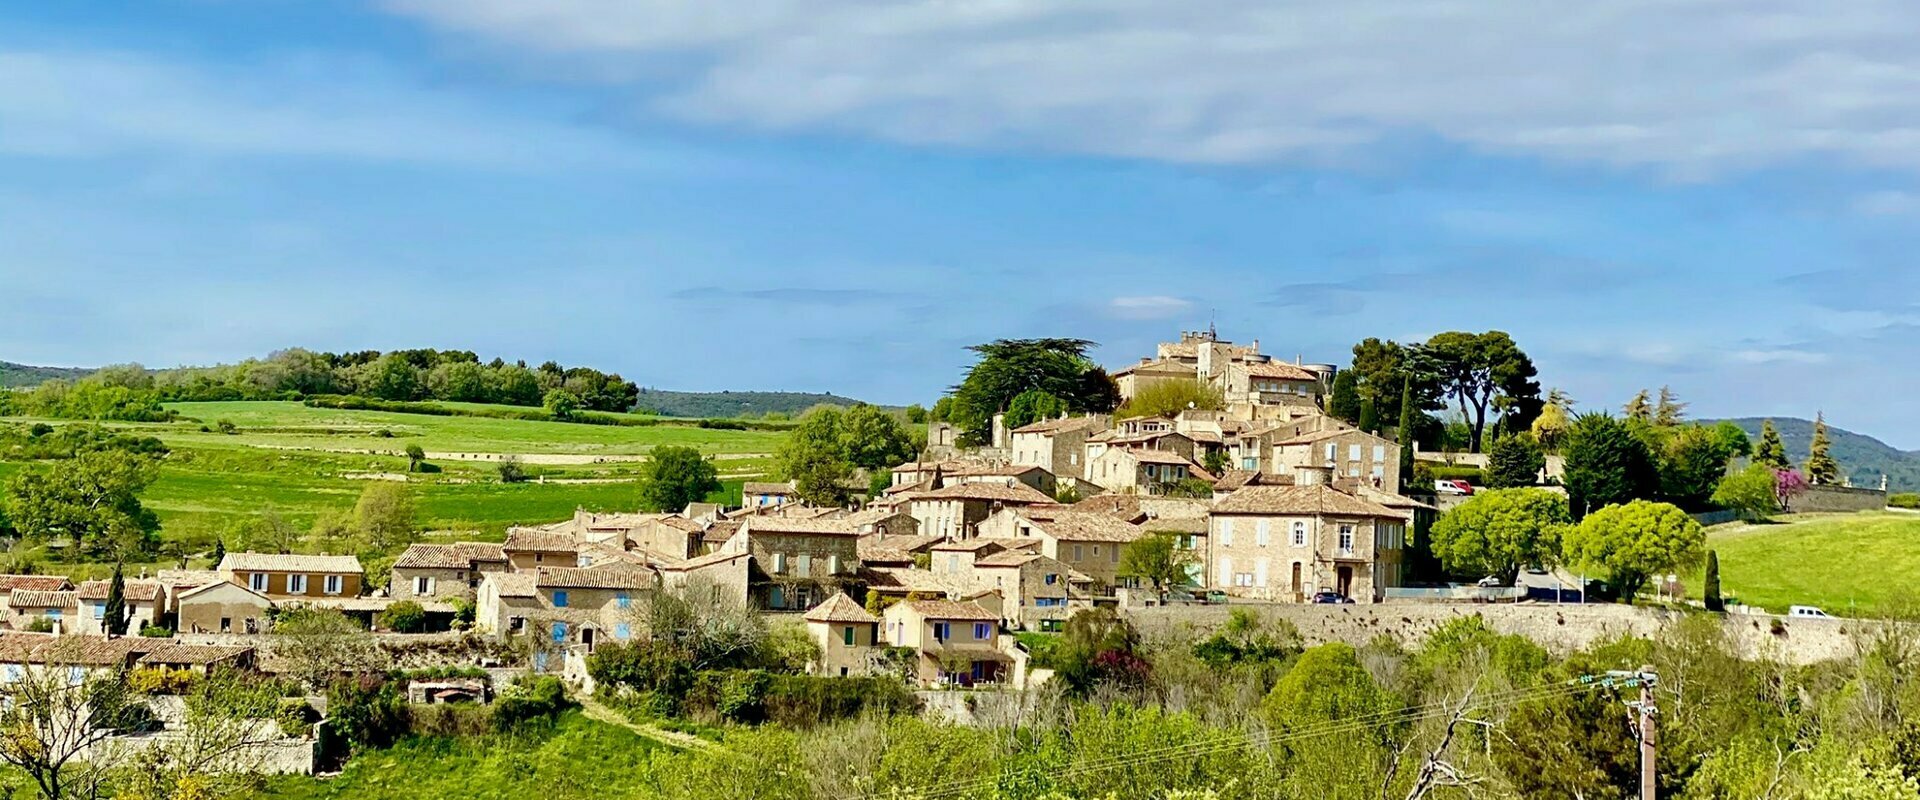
1;401;781;552
262;713;663;800
1697;511;1920;615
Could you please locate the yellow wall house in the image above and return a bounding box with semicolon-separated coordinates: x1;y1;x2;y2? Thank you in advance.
881;598;1026;688
803;592;883;677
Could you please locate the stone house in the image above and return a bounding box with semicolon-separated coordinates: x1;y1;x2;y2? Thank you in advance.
658;550;752;609
627;516;709;560
138;643;257;674
724;517;862;611
976;508;1143;589
804;592;884;677
216;553;364;600
907;480;1059;539
154;570;220;620
8;590;76;632
1087;447;1209;494
73;580;163;635
1111;330;1330;414
0;576;73;623
881;599;1024;687
845;508;921;538
175;581;275;635
476;566;655;653
927;539;1017;579
742;481;797;510
502;529;583;571
969;550;1089;632
390;543;509;601
1008;415;1108;482
1274;428;1401;489
1206;475;1409;603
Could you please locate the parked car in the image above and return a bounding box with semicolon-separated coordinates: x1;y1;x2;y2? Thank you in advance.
1205;590;1228;605
1310;591;1354;604
1434;479;1475;495
1475;575;1502;588
1789;605;1833;619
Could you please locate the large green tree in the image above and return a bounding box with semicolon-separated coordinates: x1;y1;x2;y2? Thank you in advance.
1418;331;1541;453
1753;419;1790;470
1430;488;1570;584
1529;388;1574;452
1001;389;1068;431
636;446;722;513
1561;499;1705;602
352;482;417;552
1562;412;1658;518
1118;533;1197;594
1485;432;1546;488
1116;377;1223;420
1712;463;1780;522
1657;424;1734;511
3;449;161;559
777;406;857;507
838;403;917;470
1805;412;1841;486
949;339;1116;445
1327;371;1362;425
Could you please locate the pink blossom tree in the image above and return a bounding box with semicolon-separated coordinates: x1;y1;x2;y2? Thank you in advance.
1774;468;1809;513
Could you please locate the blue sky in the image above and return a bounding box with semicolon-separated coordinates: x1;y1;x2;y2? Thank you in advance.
3;2;1920;446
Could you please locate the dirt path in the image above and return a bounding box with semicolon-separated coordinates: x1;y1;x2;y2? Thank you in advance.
578;696;726;753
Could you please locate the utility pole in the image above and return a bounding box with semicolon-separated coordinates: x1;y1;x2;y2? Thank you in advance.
1605;667;1659;800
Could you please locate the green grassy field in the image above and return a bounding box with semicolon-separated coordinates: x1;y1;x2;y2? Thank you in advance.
0;400;784;560
1696;511;1920;615
262;713;665;800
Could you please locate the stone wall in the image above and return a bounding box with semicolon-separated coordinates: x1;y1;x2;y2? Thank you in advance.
1128;602;1863;665
1794;486;1887;513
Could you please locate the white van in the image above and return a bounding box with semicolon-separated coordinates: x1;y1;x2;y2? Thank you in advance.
1788;605;1832;619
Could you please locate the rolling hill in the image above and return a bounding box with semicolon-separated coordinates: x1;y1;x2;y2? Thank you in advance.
632;388;876;418
1710;417;1920;493
0;360;92;388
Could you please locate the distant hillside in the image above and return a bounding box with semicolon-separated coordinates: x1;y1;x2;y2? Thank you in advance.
1711;417;1920;493
0;361;93;388
634;388;873;418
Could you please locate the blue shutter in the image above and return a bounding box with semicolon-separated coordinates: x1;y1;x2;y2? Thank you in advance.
552;622;568;643
616;592;629;609
615;623;630;640
553;590;569;608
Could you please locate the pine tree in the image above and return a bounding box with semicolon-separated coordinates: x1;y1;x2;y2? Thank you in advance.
1623;390;1652;422
1754;420;1790;470
211;538;226;566
104;562;128;637
1358;399;1378;434
1329;371;1362;425
1396;378;1415;492
1805;413;1840;486
1703;550;1723;612
1653;385;1687;426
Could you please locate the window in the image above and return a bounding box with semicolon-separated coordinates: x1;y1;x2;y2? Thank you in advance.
323;575;343;595
1349;444;1361;461
933;622;950;641
1072;544;1084;562
288;574;307;594
552;622;568;643
796;554;812;575
973;623;992;640
1255;558;1269;587
1092;545;1101;558
1255;519;1270;547
249;573;268;592
616;592;630;610
411;576;429;595
1292;521;1306;547
1036;598;1065;608
220;617;232;633
552;591;569;608
616;623;631;640
828;554;841;575
1325;443;1336;462
843;626;856;645
772;553;787;574
1372;445;1385;462
1218;557;1232;586
47;609;60;622
1339;525;1355;553
91;602;104;620
509;617;526;633
1219;519;1234;546
947;554;960;573
1044;573;1058;585
1110;547;1118;563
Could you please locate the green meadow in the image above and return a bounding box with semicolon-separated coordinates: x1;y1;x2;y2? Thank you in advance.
1696;511;1920;615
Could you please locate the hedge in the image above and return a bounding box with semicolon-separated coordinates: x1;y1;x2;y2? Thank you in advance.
301;395;794;431
1427;465;1486;483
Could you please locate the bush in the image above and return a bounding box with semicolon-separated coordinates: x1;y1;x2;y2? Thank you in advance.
497;456;528;484
683;670;916;727
415;461;442;474
378;601;429;633
324;677;409;756
277;699;320;738
23;616;53;633
1890;493;1920;510
215;419;238;435
1428;465;1486;484
129;666;200;695
410;703;492;737
492;675;575;733
139;623;173;638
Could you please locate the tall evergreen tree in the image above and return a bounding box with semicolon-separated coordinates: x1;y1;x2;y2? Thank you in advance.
1357;399;1378;434
1623;390;1652;422
1652;386;1687;426
210;537;226;566
1754;419;1790;470
1328;371;1362;425
103;562;128;637
1563;412;1659;518
1702;550;1724;612
1396;378;1415;492
1805;413;1840;486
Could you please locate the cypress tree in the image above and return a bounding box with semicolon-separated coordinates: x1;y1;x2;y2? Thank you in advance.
1329;371;1362;425
104;562;128;637
1754;420;1789;470
1358;399;1378;435
1396;378;1415;492
1805;413;1840;485
1702;550;1724;612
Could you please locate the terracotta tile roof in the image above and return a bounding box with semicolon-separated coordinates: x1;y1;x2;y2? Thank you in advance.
1126;448;1196;465
218;552;363;573
1010;415;1107;435
913;481;1057;505
502;529;579;554
931;539;1005;553
139;643;253;667
1026;510;1145;543
742;481;795;495
1214;470;1263;491
76;580;162;602
702;521;741;544
857;547;915;566
742;518;861;536
656;516;706;533
661;551;750;571
535;566;654;590
9;589;76;608
393;542;507;570
861;568;966;594
865;534;944;553
845;508;910;527
176;580;272;604
155;569;220;589
973;550;1048;568
1211;484;1405;518
683;502;723;519
0;634;159;666
1244;361;1320;381
1274;427;1377;446
1073;494;1146;521
804;592;878;623
900;598;999;622
1112;358;1192;377
0;575;71;593
489;573;538;598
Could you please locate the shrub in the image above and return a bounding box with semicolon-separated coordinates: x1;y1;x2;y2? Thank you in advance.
415;461;442;474
410;703;492;737
1891;493;1920;510
1428;465;1486;484
139;623;173;638
276;699;320;738
378;601;429;633
215;419;238;435
23;617;53;633
129;666;200;695
492;675;575;733
497;456;528;484
324;676;409;756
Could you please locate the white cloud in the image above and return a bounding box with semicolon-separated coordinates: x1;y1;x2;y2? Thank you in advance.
1107;295;1194;320
0;48;690;171
1729;348;1832;365
387;0;1920;174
